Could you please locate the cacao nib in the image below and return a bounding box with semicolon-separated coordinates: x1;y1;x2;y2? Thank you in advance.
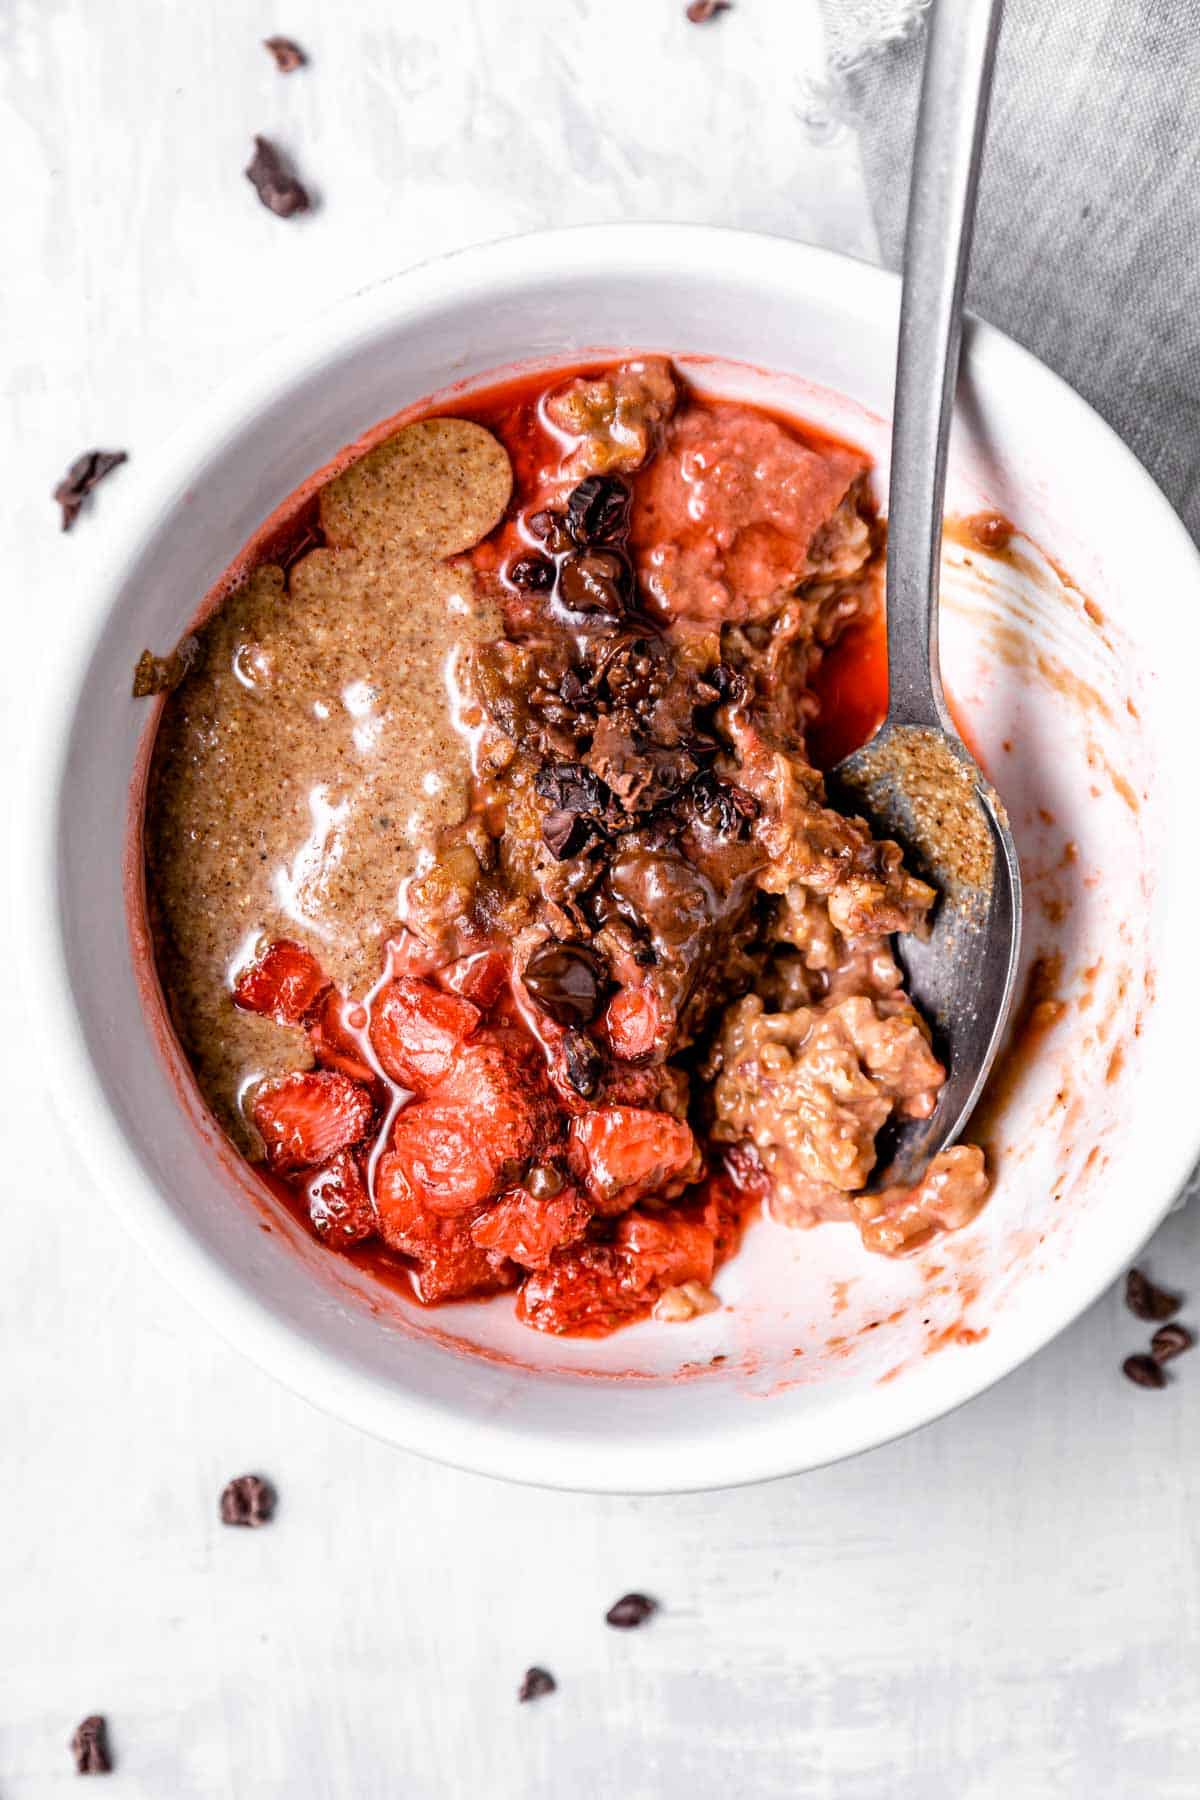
54;448;127;531
263;35;306;71
507;554;555;592
1151;1323;1194;1363
682;770;759;838
245;135;310;218
70;1715;111;1775
220;1473;276;1526
558;549;631;618
519;1666;557;1703
563;1029;604;1097
1122;1353;1167;1389
524;940;608;1026
527;508;575;554
1125;1268;1181;1322
685;1;731;21
566;475;633;546
543;808;605;861
605;1592;658;1628
709;662;746;702
535;761;614;816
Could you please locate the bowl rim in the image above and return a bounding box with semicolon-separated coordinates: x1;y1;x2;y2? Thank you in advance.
32;221;1200;1493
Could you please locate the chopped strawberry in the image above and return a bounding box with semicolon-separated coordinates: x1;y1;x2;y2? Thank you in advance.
252;1070;374;1173
308;989;377;1084
438;949;509;1010
234;939;330;1026
369;977;481;1092
427;1033;551;1169
374;1153;514;1302
304;1151;376;1248
470;1184;592;1270
603;986;661;1063
517;1196;723;1335
568;1106;696;1209
385;1103;502;1215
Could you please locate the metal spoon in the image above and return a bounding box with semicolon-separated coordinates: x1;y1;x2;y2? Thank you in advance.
827;0;1022;1189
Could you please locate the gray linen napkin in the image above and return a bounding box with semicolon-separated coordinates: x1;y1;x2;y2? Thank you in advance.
820;0;1200;544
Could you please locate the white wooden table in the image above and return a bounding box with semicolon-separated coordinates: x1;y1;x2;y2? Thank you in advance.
4;3;1198;1793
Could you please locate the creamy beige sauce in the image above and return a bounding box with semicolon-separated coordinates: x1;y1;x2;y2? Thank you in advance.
145;419;512;1144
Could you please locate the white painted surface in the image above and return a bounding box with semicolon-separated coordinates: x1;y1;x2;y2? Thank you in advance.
2;2;1198;1794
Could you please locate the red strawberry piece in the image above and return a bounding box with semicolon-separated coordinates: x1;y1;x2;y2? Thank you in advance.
369;977;482;1092
427;1034;549;1169
603;986;661;1063
304;1150;376;1248
568;1106;696;1209
374;1153;514;1302
614;1204;716;1289
438;949;510;1010
470;1185;592;1270
234;939;330;1025
516;1243;646;1336
252;1070;374;1173
308;990;377;1084
385;1102;502;1215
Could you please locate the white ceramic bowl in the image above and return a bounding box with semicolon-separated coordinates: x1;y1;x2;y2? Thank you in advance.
34;224;1200;1492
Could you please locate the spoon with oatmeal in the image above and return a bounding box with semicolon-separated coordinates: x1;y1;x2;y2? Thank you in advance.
829;0;1022;1189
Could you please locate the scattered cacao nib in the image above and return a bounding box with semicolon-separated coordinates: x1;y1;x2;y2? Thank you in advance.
263;35;306;71
535;762;614;817
563;1029;604;1098
527;1162;565;1198
245;136;311;218
686;0;731;18
528;508;575;555
132;635;201;698
709;662;746;703
70;1715;111;1775
524;940;608;1027
566;475;633;546
507;554;555;593
1122;1353;1167;1390
605;1592;658;1629
1151;1323;1194;1363
518;1666;557;1703
543;808;604;861
219;1473;277;1526
54;449;127;532
1125;1267;1181;1322
558;549;631;618
681;770;759;839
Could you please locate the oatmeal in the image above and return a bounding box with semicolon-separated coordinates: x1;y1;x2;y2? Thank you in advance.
142;356;990;1334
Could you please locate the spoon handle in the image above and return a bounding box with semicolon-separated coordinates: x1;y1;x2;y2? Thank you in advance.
884;0;1004;731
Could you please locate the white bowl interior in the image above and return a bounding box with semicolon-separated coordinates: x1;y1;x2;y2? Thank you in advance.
46;229;1200;1489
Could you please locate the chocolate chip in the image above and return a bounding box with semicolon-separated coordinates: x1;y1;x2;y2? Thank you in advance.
245;136;311;218
1125;1267;1181;1322
507;554;555;592
220;1473;276;1526
536;761;614;816
685;0;731;18
605;1592;658;1628
53;449;127;531
542;808;605;861
527;1162;565;1199
1151;1323;1194;1363
132;634;201;698
1122;1353;1167;1389
70;1715;111;1775
563;1029;604;1098
557;549;631;619
566;475;633;547
527;508;574;555
524;940;608;1027
263;35;306;71
518;1666;557;1703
